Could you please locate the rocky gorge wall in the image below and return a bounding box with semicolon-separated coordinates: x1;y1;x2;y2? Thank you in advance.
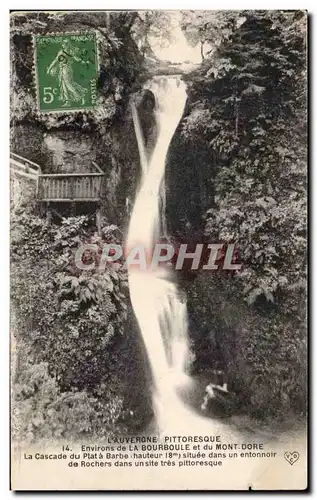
10;11;155;227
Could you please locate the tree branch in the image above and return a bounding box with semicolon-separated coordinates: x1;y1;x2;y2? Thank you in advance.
65;19;120;56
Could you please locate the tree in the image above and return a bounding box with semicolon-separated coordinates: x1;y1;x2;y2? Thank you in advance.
180;10;243;61
130;11;173;58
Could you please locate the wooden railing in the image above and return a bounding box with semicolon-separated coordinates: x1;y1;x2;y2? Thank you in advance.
37;173;104;202
10;153;41;180
10;153;105;203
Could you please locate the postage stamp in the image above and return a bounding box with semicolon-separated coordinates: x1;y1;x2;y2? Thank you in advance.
34;32;98;113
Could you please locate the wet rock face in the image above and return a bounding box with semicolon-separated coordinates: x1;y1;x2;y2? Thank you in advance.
11;123;101;174
11;124;49;169
165;122;215;245
140;89;156;112
11;115;141;226
140;90;157;157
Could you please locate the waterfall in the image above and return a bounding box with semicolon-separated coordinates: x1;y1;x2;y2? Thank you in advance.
127;76;190;431
127;76;243;442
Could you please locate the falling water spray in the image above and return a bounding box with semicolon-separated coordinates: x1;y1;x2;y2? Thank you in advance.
127;76;190;431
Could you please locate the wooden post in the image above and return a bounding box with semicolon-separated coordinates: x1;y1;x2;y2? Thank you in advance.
71;201;76;217
96;207;101;236
46;202;52;224
92;161;104;173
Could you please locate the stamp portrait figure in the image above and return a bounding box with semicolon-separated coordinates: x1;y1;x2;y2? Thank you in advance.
46;39;89;107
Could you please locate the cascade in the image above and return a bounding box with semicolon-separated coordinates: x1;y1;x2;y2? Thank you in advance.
127;76;240;440
127;76;189;430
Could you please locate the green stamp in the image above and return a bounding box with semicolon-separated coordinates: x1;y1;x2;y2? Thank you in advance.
34;32;98;113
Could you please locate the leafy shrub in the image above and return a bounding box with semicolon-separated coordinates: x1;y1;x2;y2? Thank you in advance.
12;342;126;443
11;212;137;440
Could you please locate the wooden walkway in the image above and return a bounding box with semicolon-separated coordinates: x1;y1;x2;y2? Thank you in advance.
10;153;105;203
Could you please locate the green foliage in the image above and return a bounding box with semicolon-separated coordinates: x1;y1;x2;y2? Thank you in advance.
131;12;173;56
12;342;126;443
11;211;135;440
181;11;242;60
183;10;306;308
186;272;306;420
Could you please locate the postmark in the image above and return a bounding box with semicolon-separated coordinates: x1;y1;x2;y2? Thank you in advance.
33;32;98;113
